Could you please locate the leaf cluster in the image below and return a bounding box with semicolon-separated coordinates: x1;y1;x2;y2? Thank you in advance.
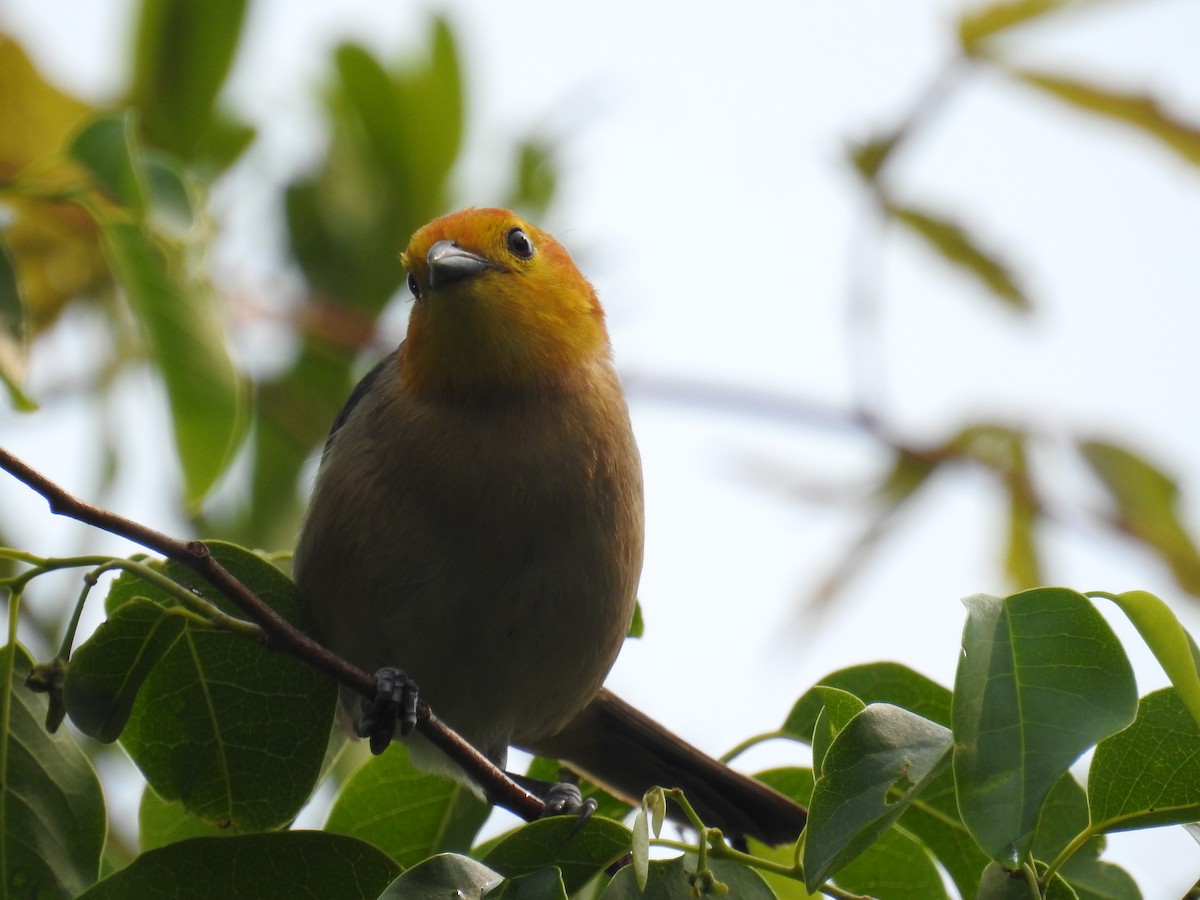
4;533;1200;897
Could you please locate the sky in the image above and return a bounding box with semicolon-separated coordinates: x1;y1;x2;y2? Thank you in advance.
3;0;1200;894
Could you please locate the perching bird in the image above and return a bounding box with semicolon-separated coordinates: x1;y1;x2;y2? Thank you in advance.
293;208;807;845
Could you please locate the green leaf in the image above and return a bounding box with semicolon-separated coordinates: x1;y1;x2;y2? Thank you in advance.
143;152;197;237
832;826;949;900
1089;687;1200;830
77;831;399;900
849;132;900;182
377;853;502;899
506;139;559;219
958;0;1086;50
0;235;35;411
100;220;246;509
627;601;644;638
1030;773;1092;864
1057;856;1139;900
482;816;631;896
745;769;814;900
324;741;490;868
63;596;186;742
1015;68;1200;167
975;862;1043;899
889;204;1030;311
68;113;148;215
811;686;865;774
600;856;777;900
1005;484;1041;589
488;868;569;900
896;765;990;899
129;0;253;168
803;703;953;891
108;543;337;831
953;589;1138;866
783;661;952;741
1081;440;1200;595
1;643;106;899
1094;589;1200;727
138;786;231;851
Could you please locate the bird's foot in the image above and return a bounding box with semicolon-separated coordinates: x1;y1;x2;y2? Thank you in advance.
355;667;419;755
541;782;598;834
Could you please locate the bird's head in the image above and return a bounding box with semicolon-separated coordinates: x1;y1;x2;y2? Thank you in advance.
399;208;609;399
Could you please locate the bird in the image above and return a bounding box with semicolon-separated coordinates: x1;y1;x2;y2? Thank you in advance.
292;207;807;845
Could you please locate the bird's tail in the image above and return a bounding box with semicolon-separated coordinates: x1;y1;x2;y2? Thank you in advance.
525;688;807;846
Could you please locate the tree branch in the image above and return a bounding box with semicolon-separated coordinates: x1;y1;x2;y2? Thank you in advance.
0;444;544;822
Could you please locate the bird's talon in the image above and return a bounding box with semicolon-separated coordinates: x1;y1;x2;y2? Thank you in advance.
540;782;595;834
358;667;418;754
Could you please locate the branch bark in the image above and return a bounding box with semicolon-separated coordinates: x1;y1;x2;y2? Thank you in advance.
0;444;544;822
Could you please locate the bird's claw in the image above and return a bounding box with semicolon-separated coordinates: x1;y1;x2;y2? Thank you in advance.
356;667;419;755
541;782;598;835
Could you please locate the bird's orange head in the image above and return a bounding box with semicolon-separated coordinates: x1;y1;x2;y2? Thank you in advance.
399;208;608;399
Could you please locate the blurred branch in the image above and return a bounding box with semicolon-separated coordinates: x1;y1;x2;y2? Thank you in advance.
0;443;545;822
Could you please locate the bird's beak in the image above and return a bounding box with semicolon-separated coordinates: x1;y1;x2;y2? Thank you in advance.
426;240;499;290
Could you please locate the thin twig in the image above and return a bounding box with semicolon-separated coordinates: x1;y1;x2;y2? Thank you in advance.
0;444;544;822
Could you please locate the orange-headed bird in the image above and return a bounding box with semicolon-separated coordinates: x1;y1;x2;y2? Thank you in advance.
294;208;806;845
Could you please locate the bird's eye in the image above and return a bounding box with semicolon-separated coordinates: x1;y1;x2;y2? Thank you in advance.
407;272;421;299
506;227;535;260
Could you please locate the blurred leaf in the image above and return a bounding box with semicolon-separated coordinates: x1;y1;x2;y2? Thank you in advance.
954;589;1137;866
143;152;197;237
889;204;1030;311
507;139;559;218
0;37;108;328
101;220;246;508
324;742;490;868
78;832;399;900
0;35;91;175
1081;439;1200;595
68;113;148;215
803;703;952;891
482;817;631;895
107;544;337;831
0;236;36;410
1015;68;1200;167
1094;589;1200;727
129;0;253;168
1089;687;1200;831
138;787;231;851
1005;484;1041;588
783;661;952;742
849;132;900;182
1;643;106;899
600;855;777;900
959;0;1089;50
63;596;187;743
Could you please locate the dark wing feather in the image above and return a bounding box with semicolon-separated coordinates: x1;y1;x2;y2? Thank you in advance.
322;350;398;458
